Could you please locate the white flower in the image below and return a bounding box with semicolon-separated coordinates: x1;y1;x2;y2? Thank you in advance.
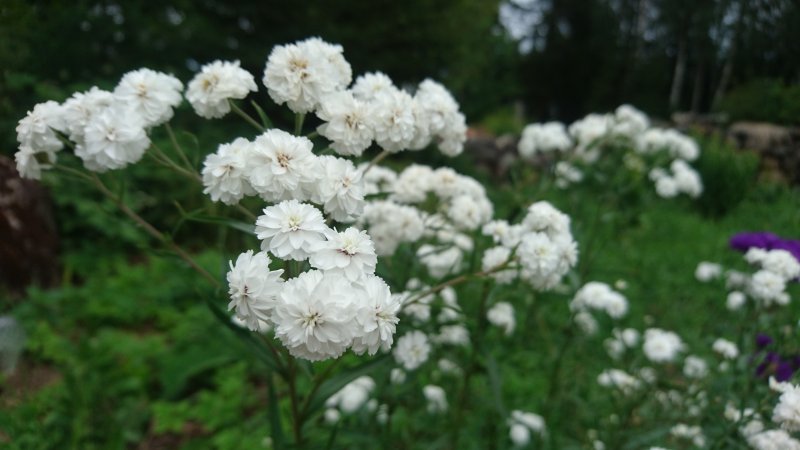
350;274;400;355
16;100;65;153
518;122;571;159
61;87;115;142
773;384;800;432
390;164;434;203
487;302;516;335
361;201;424;255
352;71;395;102
695;261;722;282
248;129;319;202
262;38;351;113
517;232;560;279
522;201;571;238
747;429;800;450
761;249;800;280
309;228;377;281
726;291;747;310
482;246;516;284
202;137;256;204
359;163;397;195
114;68;183;127
670;424;706;447
508;410;546;446
393;330;431;370
447;194;493;230
570;282;628;319
186;60;257;119
712;338;739;359
390;368;406;384
15;145;55;180
313;155;365;222
226;250;285;331
255;200;329;261
369;88;416;152
435;325;470;347
326;376;375;414
418;244;462;278
749;270;788;306
423;385;447;413
77;104;150;172
643;328;685;363
316;90;374;156
413;79;466;156
612;104;649;137
683;356;709;379
598;369;641;394
272;270;359;361
654;176;678;198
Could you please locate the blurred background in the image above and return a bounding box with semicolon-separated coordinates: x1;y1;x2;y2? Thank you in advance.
2;0;799;143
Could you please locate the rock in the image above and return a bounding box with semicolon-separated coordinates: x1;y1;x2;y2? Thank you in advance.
0;155;59;296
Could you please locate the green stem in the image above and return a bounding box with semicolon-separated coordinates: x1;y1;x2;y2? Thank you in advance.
286;358;304;447
229;100;266;132
363;150;391;175
88;172;219;288
165;123;194;171
295;113;306;136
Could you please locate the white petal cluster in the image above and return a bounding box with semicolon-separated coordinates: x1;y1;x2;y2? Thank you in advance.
313;155;366;221
413;79;468;156
695;261;723;282
637;128;699;161
712;338;739;359
747;429;800;450
649;159;703;198
316;90;374;156
15;67;184;176
515;202;578;290
201;138;256;204
423;385;448;413
507;410;546;446
747;249;800;281
186;60;257;119
773;383;800;432
262;38;351;113
393;330;431;370
743;248;797;306
16;100;65;158
518;122;571;159
611;104;650;138
325;376;375;415
683;356;709;379
115;68;183;127
482;246;515;283
643;328;685;363
255;200;328;261
670;424;706;448
359;201;424;256
248;129;319;202
598;369;641;394
570;282;628;319
604;328;640;359
226;250;284;331
309;228;377;281
487;302;516;336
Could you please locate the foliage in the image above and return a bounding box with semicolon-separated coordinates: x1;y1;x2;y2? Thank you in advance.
716;79;800;125
692;133;760;218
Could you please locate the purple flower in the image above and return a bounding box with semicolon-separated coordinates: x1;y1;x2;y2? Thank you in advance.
756;333;774;349
729;232;781;252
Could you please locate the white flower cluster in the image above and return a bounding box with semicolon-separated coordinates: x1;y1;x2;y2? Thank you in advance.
324;376;376;422
356;164;494;259
480;201;579;291
670;423;707;448
746;248;799;306
695;261;723;282
518;104;703;199
648;159;703;199
642;328;685;363
186;60;258;119
15;68;187;176
770;380;800;433
507;410;546;446
570;281;628;320
518;122;571;159
598;368;641;394
263;38;466;157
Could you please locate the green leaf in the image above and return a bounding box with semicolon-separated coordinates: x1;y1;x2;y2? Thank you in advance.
485;352;507;417
250;101;273;129
181;213;256;236
203;297;284;375
303;354;390;418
